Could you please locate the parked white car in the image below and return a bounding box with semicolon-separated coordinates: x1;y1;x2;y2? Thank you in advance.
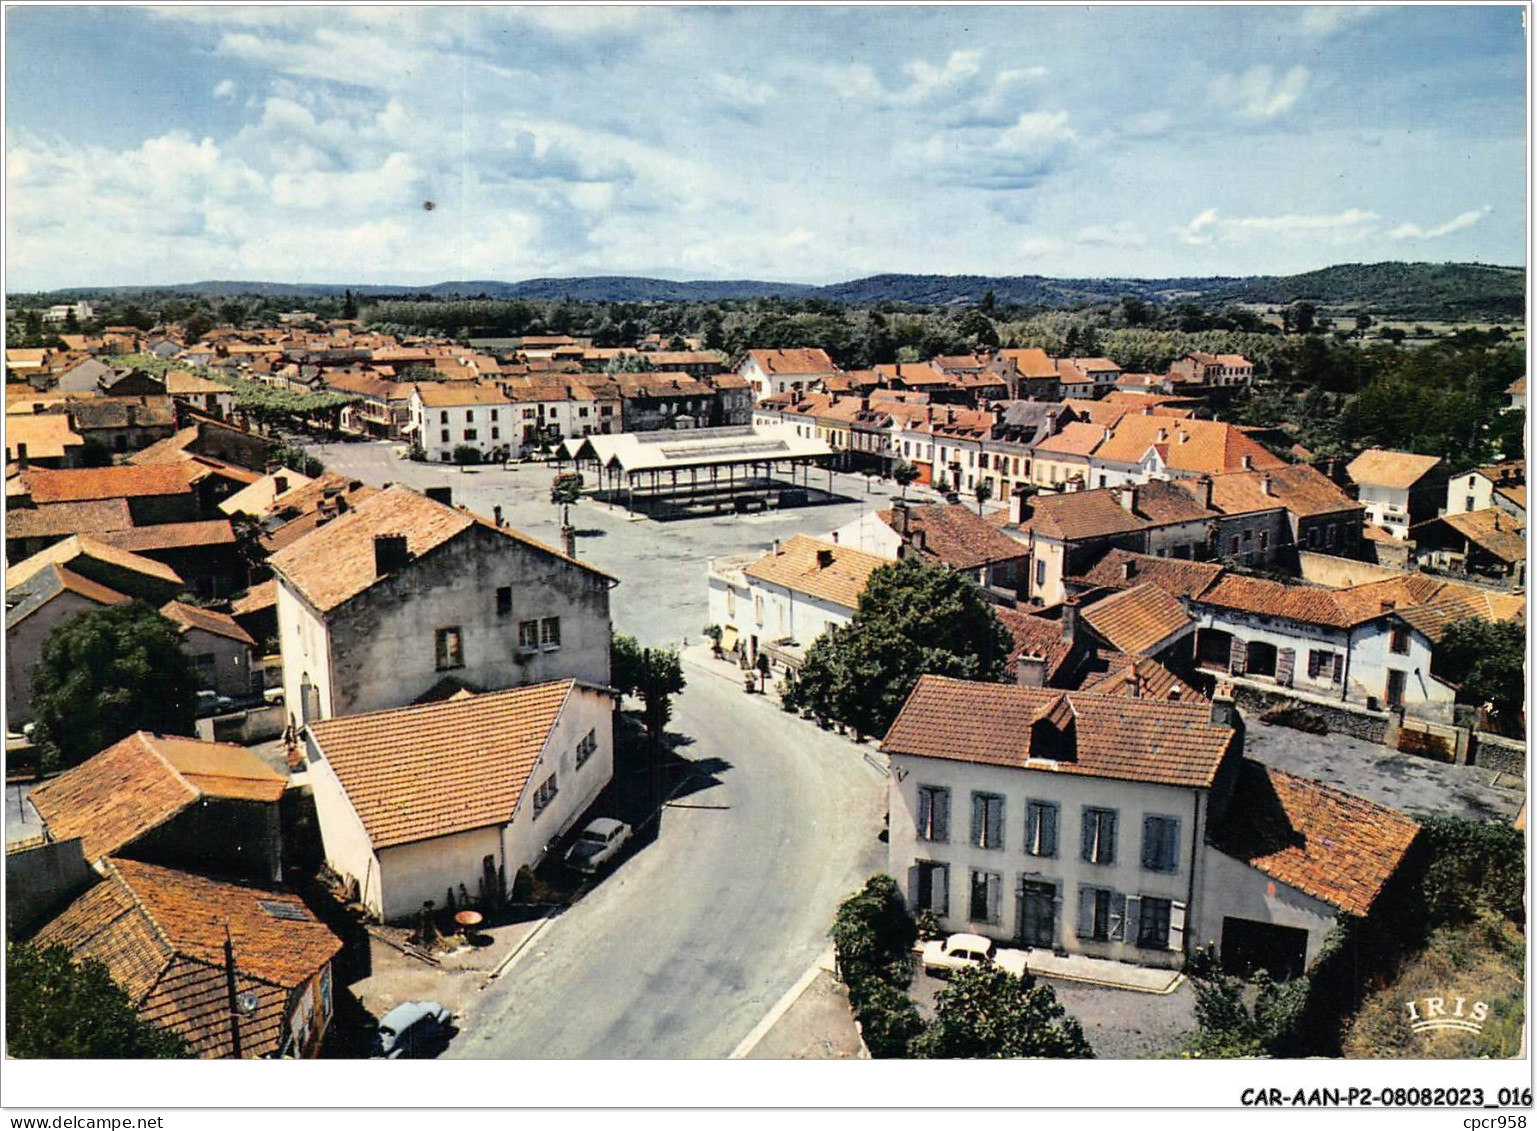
920;933;1029;978
563;818;633;874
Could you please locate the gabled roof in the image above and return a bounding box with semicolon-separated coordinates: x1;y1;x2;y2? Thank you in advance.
307;679;578;849
1413;508;1527;564
5;413;84;461
28;731;286;862
1078;583;1193;656
7;534;184;591
98;519;236;554
995;348;1058;379
1212;760;1419;916
1011;489;1149;542
1195;574;1410;630
219;469;316;517
4;562;130;628
411;381;511;407
164;371;229;396
36;858;340;1058
876;503;1028;571
1031;421;1106;459
160;600;258;647
269;484;608;614
1192;464;1362;519
19;463;193;504
1078;653;1204;704
995;607;1077;683
742;534;887;612
743;348;839;376
881;675;1235;789
230;579;278;617
1095;416;1285;476
1347;448;1445;490
1069;548;1225;598
4;497;135;541
1390;578;1525;643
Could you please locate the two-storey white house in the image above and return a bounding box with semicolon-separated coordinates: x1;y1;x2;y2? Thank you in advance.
737;349;841;402
706;534;885;665
408;382;514;462
885;676;1420;977
1444;459;1525;522
304;679;615;922
269;484;615;726
1346;449;1448;541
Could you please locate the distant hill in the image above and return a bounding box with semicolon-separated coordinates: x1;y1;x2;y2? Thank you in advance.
19;262;1523;319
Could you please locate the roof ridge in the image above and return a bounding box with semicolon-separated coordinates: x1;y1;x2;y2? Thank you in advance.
103;860;180;980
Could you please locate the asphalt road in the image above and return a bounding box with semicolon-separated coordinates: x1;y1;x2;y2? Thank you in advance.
446;650;889;1059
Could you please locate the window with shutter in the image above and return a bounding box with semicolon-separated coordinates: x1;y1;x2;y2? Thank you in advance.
971;792;1004;849
1108;892;1127;941
916;785;951;843
1140;815;1180;873
1076;885;1099;939
969;869;1003;924
1136;896;1171;948
1332;653;1344;684
1025;800;1059;858
1081;807;1117;865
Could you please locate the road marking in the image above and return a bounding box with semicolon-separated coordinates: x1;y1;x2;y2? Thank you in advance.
728;947;834;1059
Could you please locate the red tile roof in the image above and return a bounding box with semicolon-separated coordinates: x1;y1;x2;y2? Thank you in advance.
744;348;839;376
1069;549;1225;598
1078;583;1193;655
4;498;135;540
97;519;236;553
160;599;258;647
1213;760;1420;916
881;675;1235;788
307;679;578;849
28;731;286;862
743;534;888;612
1347;448;1445;490
20;464;193;504
876;503;1028;571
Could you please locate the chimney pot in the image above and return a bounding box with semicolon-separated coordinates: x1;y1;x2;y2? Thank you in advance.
1015;653;1047;688
274;475;289;495
1060;602;1078;643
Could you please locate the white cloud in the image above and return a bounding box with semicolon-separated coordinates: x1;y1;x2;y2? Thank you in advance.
904;111;1077;191
1209;65;1309;120
713;73;775;111
1388;204;1493;240
1180;206;1378;244
1076;221;1146;250
212;79;237;101
1297;7;1378;36
1019;236;1064;260
1124;110;1173;137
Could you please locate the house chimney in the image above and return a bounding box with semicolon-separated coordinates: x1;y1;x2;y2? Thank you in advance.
911;528;927;553
15;443;27;468
1122;558;1137;581
892;498;911;536
1241;455;1253;471
1156;428;1168;443
335;496;348;514
1196;475;1213;510
816;547;835;569
1169;683;1183;702
274;475;289;495
563;522;577;558
1178;431;1191;445
772;538;781;555
1260;474;1274;497
1119;485;1139;514
425;485;452;507
1380;599;1396;613
493;504;504;527
374;533;410;577
1015;652;1047;688
1060;601;1078;643
1209;680;1239;730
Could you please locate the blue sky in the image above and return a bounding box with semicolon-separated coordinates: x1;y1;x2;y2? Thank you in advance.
4;4;1527;290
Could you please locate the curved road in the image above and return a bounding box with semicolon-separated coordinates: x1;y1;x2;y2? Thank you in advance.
447;651;888;1059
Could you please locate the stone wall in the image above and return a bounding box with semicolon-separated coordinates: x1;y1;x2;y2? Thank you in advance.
6;837;93;938
1231;681;1393;745
1470;733;1526;781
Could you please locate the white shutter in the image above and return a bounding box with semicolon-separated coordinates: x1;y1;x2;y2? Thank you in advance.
1122;896;1141;946
1170;900;1187;952
1075;886;1096;938
907;865;922;910
1109;892;1127;941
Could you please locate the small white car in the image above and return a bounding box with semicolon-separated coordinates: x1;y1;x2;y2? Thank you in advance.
921;933;1029;978
563;818;633;874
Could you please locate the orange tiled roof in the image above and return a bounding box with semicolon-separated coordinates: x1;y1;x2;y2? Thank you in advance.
97;519;235;553
995;607;1077;682
5;413;84;461
1032;421;1106;459
1078;583;1193;655
160;599;257;648
1095;416;1286;476
1415;508;1526;563
1078;652;1205;703
231;579;278;616
307;679;577;848
996;348;1058;379
743;534;887;612
20;464;193;504
1070;548;1225;598
36;858;340;1058
7;534;184;590
28;732;286;861
1213;760;1419;916
1194;464;1362;519
1013;489;1149;542
1346;448;1445;490
411;381;511;407
745;348;839;376
4;497;134;540
881;675;1235;789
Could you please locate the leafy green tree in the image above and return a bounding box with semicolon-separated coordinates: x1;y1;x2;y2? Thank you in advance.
830;874;917;976
604;352;655;374
31;602;200;771
181;312;215;343
1434;617;1525;717
452;443;481;468
1417;815;1525;926
550;474;582;506
1290;301;1317;335
610;635;686;749
1180;946;1309;1058
973;477;993;514
891;460;919;500
7;941;190;1059
341;289;359;320
913;965;1094;1059
786;559;1012;738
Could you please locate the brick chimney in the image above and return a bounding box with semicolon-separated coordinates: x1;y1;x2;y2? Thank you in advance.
1015;652;1047;688
1195;475;1214;510
15;443;27;468
1209;680;1239;730
274;474;289;496
373;533;410;577
563;522;577;558
1119;485;1139;514
1122;558;1137;581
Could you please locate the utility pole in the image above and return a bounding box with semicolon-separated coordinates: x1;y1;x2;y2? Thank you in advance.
224;925;243;1060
